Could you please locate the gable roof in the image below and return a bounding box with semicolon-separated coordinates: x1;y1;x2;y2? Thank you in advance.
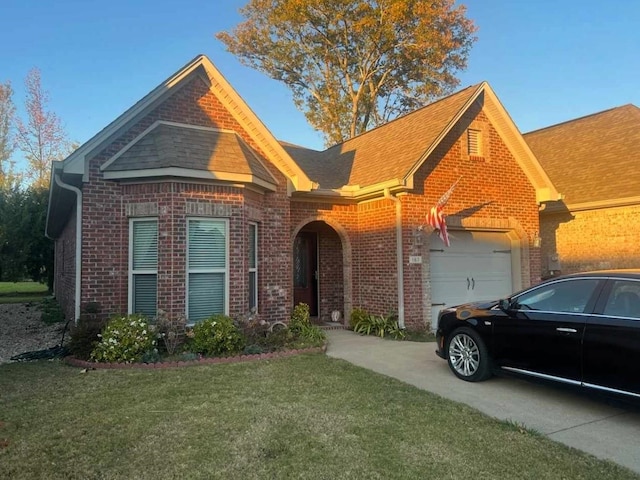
285;84;480;190
55;55;314;192
101;121;277;190
285;82;559;203
524;104;640;207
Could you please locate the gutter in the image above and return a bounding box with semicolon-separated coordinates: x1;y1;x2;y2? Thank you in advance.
383;188;405;329
53;175;82;323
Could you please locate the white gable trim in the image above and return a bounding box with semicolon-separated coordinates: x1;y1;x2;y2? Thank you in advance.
402;82;560;204
103;167;277;191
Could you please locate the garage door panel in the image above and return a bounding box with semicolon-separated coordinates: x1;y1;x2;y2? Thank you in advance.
430;230;513;330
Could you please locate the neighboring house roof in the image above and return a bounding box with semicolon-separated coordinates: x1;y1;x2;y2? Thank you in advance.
101;121;277;190
524;104;640;208
285;82;559;203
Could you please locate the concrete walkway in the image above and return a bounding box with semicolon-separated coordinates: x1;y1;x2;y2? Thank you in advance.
325;329;640;474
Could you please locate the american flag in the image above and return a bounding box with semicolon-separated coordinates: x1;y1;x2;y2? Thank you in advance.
426;178;461;247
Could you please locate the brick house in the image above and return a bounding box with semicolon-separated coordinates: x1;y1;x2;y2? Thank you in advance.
525;105;640;278
46;55;558;330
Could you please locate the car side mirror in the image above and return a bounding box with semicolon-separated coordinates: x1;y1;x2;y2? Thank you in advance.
498;298;512;311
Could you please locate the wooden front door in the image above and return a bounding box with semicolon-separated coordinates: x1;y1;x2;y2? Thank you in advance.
293;232;318;316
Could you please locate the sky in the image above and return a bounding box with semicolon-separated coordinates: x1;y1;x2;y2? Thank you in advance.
1;0;639;171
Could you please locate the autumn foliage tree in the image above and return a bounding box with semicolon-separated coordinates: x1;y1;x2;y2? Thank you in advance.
15;68;69;189
218;0;477;145
0;81;19;189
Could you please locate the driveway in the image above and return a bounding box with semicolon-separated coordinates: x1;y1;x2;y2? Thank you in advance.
325;329;640;474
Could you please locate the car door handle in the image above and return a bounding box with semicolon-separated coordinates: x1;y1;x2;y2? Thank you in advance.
556;327;577;333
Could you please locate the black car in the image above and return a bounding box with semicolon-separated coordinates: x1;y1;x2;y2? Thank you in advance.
435;270;640;399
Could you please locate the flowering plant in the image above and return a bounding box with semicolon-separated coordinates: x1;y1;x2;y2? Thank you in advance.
91;314;156;363
190;314;244;356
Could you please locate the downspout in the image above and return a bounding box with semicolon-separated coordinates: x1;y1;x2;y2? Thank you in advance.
383;188;405;329
54;175;82;323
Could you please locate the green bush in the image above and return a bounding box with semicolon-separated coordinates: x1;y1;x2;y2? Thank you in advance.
289;303;310;331
286;302;325;348
349;307;368;330
190;314;245;356
354;313;405;340
91;314;156;363
40;297;65;325
68;316;107;360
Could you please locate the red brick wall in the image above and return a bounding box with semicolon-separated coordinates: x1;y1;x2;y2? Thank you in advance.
54;205;77;322
355;199;398;315
541;205;640;275
71;73;541;331
79;74;293;323
402;108;541;328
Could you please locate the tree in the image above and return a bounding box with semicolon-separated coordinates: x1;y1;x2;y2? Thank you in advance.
0;81;19;189
217;0;477;145
15;68;69;189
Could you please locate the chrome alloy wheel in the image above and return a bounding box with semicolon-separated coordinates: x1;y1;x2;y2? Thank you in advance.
449;333;481;377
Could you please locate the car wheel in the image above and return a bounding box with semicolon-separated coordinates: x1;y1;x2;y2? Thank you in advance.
446;327;492;382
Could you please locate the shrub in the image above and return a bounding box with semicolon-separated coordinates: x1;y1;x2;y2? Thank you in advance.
290;303;311;331
349;307;368;330
68;316;107;360
354;313;405;340
286;302;325;347
91;314;156;363
155;309;187;355
190;314;245;356
40;297;65;325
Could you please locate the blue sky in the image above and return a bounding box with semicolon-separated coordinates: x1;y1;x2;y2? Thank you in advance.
2;0;638;169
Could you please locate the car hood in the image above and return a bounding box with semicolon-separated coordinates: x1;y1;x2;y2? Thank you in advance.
451;300;499;320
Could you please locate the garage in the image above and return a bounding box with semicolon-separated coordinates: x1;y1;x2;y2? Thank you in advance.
429;230;515;329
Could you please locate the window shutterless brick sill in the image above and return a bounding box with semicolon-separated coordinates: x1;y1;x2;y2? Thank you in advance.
469;155;485;161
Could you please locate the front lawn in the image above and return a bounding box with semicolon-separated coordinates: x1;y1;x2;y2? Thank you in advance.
0;355;636;479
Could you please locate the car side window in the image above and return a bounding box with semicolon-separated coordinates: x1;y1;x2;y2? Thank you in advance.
603;280;640;319
515;279;600;313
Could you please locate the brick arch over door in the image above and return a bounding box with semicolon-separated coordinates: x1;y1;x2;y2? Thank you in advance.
292;216;353;325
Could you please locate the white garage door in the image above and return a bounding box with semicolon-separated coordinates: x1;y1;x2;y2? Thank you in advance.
430;231;513;330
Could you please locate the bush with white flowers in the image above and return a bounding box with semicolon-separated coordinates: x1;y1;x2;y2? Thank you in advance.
91;314;156;363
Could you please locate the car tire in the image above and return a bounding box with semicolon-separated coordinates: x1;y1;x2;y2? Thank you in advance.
446;327;492;382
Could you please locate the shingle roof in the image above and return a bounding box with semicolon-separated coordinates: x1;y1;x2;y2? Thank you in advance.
524;105;640;205
104;122;276;184
283;84;483;189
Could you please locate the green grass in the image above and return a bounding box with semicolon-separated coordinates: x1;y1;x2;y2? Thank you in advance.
0;282;48;304
0;355;637;480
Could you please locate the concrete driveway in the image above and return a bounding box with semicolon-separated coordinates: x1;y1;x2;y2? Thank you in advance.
325;329;640;474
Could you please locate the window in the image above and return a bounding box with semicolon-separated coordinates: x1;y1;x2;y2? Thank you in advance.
249;222;258;313
187;218;228;322
514;279;600;313
467;129;482;156
603;280;640;319
130;219;158;318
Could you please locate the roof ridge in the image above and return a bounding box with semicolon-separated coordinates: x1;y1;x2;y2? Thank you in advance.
524;103;640;136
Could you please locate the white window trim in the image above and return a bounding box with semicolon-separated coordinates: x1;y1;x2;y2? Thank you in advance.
128;217;158;315
186;217;230;322
249;222;258;313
